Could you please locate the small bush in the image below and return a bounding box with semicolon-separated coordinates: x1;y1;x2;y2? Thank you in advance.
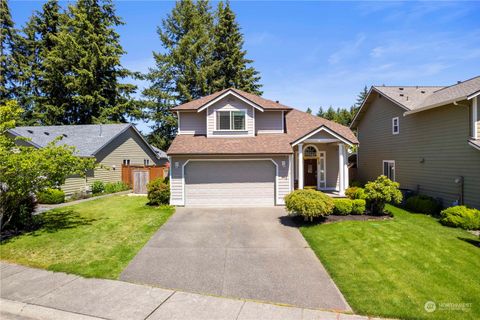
333;199;353;215
104;182;129;194
350;180;363;188
91;181;105;194
364;175;402;215
405;195;440;215
147;178;170;205
439;206;480;230
284;189;334;221
36;188;65;204
352;199;366;215
345;187;366;200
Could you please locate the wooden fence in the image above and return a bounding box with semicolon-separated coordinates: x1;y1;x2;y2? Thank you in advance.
121;165;168;191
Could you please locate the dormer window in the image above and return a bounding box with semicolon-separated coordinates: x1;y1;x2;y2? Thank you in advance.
392;117;399;135
216;110;246;131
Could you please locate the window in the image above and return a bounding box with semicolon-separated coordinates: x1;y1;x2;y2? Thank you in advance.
144;159;150;165
304;146;317;158
216;110;245;131
383;160;395;181
123;159;130;165
392;117;399;134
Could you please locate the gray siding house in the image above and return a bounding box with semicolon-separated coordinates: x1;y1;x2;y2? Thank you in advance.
168;88;358;207
351;76;480;209
8;124;168;195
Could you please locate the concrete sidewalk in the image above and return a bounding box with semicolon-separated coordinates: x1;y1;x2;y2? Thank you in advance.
0;262;384;320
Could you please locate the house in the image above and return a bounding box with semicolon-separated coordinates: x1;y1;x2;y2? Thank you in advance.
351;76;480;209
167;88;358;206
8;123;168;195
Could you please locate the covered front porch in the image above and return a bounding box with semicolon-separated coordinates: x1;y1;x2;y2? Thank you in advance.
292;128;351;196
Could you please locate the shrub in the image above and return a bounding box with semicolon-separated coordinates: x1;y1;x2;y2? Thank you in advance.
352;199;366;215
284;189;334;221
91;181;105;194
364;175;402;215
333;199;353;215
350;180;363;187
405;195;440;215
440;206;480;230
104;182;129;194
36;188;65;204
345;187;366;200
147;178;170;205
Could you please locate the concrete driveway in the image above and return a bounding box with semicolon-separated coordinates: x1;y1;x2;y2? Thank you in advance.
120;207;350;311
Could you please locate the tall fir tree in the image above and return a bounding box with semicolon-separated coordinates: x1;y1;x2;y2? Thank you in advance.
0;0;21;104
306;107;312;114
143;0;215;150
211;0;261;94
39;0;138;125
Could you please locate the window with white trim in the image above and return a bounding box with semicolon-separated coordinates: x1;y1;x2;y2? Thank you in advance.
216;110;245;131
123;159;130;165
383;160;395;181
392;117;399;134
144;159;150;165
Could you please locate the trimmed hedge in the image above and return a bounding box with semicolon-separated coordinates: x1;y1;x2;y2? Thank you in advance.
345;187;367;200
104;182;129;194
405;195;440;215
147;178;170;206
36;188;65;204
284;189;334;221
333;199;353;215
439;206;480;230
91;181;105;194
352;199;366;215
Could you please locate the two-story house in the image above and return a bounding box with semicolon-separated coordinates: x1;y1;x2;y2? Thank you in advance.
167;88;358;206
351;76;480;209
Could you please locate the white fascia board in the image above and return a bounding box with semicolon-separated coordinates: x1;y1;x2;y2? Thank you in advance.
404;96;469;115
467;90;480;100
292;126;354;147
197;90;264;113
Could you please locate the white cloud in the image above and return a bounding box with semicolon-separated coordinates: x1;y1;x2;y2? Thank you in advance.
328;33;366;65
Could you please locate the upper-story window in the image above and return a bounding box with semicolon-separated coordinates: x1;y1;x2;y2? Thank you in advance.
216;110;246;131
392;117;399;135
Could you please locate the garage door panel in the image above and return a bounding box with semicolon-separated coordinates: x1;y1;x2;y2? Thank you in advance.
185;161;275;207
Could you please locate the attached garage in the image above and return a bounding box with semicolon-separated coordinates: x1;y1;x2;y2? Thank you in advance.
184;160;276;206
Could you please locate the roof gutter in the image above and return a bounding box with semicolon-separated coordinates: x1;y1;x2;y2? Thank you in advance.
403;96;469;115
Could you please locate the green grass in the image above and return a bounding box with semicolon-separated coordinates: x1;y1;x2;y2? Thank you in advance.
300;205;480;320
0;195;174;279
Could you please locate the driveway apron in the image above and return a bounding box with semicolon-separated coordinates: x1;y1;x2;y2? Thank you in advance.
120;207;350;311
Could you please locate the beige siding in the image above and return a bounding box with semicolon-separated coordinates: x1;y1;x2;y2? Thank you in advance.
206;96;254;137
255;111;283;134
178;111;206;135
357;95;480;209
169;155;291;206
61;127;167;195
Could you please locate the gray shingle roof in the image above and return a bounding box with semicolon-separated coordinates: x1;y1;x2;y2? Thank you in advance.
9;123;131;157
373;86;444;110
151;146;168;159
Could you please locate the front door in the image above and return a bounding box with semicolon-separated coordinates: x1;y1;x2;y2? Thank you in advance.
304;159;317;187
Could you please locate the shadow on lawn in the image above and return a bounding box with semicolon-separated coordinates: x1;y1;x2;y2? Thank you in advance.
458;237;480;248
39;209;97;233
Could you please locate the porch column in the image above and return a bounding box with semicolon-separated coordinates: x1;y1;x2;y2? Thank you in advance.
298;143;304;189
338;143;345;195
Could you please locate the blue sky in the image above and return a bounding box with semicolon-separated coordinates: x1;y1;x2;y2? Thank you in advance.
10;1;480;133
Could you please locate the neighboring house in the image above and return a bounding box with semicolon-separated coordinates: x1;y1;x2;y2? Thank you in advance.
8;124;168;195
351;76;480;209
167;88;358;206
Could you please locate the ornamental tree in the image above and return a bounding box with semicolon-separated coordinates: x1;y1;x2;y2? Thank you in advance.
364;175;402;215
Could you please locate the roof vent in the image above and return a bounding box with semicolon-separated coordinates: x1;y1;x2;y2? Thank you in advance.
275;100;279;103
63;134;68;138
399;87;404;90
399;93;404;97
421;90;426;94
27;129;33;134
457;81;461;84
99;124;103;137
44;131;50;136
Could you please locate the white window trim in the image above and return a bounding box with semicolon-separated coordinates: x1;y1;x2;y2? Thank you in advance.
291;125;354;147
215;109;247;132
175;158;282;206
382;160;395;181
197;90;264;113
392;117;399;135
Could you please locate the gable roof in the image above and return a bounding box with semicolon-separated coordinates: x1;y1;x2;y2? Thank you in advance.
172;88;292;111
8;123;164;158
351;75;480;128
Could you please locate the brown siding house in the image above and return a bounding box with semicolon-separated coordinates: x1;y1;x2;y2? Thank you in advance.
351;76;480;209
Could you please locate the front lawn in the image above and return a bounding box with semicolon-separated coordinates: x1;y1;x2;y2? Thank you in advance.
0;195;174;279
300;204;480;320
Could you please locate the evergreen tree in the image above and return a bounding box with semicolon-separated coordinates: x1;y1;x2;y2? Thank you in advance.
305;107;312;114
143;0;215;150
355;85;369;107
40;0;138;125
211;1;261;94
0;0;20;104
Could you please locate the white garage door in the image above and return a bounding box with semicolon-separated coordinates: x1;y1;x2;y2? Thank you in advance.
185;160;276;206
